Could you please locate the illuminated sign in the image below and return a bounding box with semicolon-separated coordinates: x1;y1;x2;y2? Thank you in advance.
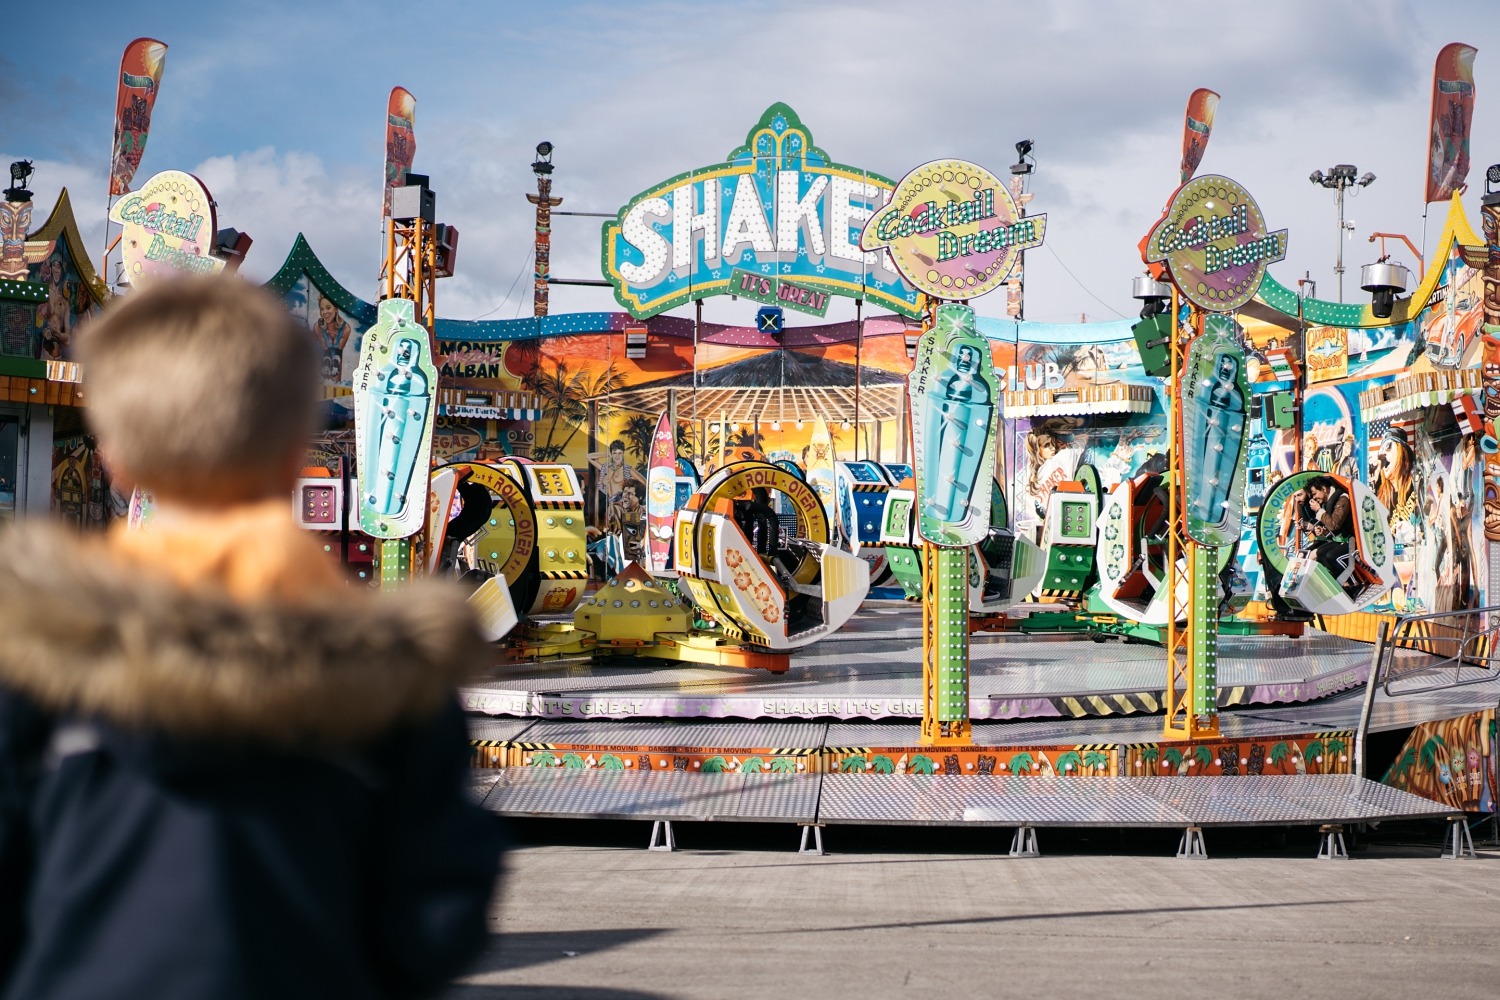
353;298;438;538
1143;174;1286;312
861;159;1044;301
1180;319;1249;546
602;103;923;320
107;169;225;284
909;304;999;546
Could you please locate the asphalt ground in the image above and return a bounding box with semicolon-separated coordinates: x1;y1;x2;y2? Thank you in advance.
444;817;1500;999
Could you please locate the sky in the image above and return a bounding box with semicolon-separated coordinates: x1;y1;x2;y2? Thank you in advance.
8;0;1498;329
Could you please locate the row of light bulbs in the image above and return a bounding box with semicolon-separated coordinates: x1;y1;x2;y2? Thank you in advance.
707;420;854;432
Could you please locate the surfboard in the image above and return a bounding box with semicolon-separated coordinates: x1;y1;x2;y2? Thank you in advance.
126;487;156;530
645;411;677;573
424;465;461;575
807;416;837;530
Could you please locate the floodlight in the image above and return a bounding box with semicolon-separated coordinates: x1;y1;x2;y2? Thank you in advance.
532;141;555;176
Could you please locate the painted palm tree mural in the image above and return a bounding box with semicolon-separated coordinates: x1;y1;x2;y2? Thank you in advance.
1382;713;1494;812
620;413;657;468
675;422;698;465
531;357;629;462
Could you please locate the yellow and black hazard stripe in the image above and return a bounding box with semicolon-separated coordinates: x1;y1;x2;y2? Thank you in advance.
1052;691;1160;718
469;738;508;748
848;482;885;492
1217;686;1250;707
1037;587;1084;599
534;500;581;510
821;746;871;756
511;742;556;753
540;570;588;580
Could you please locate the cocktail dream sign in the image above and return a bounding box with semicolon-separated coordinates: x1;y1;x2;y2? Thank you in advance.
107;169;225;285
1141;174;1284;547
860;159;1045;302
860;158;1040;547
1142;174;1286;312
602;103;924;320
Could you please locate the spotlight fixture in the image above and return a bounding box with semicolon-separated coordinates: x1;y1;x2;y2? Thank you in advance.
1131;274;1172;320
1361;258;1409;319
4;160;34;202
1010;139;1035;176
532;141;555;176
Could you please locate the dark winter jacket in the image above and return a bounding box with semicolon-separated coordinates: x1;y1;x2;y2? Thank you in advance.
0;525;503;999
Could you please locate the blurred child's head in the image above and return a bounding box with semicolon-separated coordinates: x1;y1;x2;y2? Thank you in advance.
79;275;319;507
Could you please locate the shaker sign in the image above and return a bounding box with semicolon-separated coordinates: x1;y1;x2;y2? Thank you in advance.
108;169;225;285
602;103;923;320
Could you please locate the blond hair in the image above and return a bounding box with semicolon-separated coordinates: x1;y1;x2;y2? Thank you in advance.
78;276;319;502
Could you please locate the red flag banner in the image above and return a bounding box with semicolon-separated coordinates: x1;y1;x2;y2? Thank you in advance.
1426;42;1478;203
109;38;168;196
383;87;417;219
1179;88;1219;184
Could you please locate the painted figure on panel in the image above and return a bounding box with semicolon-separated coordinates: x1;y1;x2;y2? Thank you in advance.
314;294;354;382
0;199;54;283
1370;426;1417;528
590;439;646;567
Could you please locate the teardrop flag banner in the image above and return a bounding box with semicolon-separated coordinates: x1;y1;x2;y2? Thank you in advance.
1425;42;1478;203
109;38;168;196
1179;88;1219;184
383;87;417;219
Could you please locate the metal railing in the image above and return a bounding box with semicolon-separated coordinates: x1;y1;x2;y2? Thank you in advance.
1378;603;1500;694
1355;604;1500;778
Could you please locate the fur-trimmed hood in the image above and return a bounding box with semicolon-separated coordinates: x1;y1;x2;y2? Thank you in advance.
0;524;489;749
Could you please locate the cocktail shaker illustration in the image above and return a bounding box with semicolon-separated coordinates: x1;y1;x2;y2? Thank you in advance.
367;336;431;515
921;340;994;523
1189;351;1246;527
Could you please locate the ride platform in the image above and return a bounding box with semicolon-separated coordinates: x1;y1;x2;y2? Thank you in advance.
463;604;1380;724
465;603;1499;853
470;769;1458;858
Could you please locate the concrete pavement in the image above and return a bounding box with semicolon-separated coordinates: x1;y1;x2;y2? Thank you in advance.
446;819;1500;999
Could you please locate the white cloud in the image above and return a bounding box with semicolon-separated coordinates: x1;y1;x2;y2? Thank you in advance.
191;147;382;293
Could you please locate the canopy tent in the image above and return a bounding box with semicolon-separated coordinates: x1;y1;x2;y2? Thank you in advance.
594;350;906;425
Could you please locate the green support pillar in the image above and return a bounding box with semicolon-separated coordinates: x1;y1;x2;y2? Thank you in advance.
932;544;970;721
378;537;413;589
